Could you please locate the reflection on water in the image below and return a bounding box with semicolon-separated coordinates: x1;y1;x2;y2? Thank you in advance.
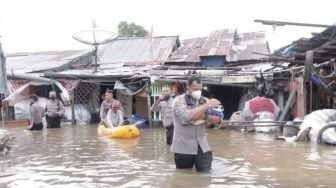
1;125;336;187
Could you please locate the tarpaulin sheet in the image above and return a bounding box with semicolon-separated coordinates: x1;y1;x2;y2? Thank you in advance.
114;80;145;96
243;97;280;119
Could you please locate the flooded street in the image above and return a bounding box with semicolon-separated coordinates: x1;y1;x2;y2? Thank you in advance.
1;125;336;187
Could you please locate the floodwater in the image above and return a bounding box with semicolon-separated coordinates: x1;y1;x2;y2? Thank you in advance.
1;125;336;188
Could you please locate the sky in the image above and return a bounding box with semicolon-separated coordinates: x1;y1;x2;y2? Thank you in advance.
0;0;335;53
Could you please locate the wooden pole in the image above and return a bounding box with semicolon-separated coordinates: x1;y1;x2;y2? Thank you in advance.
304;51;314;82
254;19;332;28
278;90;297;121
304;50;314;115
71;91;75;125
1;107;4;127
4;101;9;121
146;81;153;128
309;81;313;113
277;90;285;111
1;94;4;127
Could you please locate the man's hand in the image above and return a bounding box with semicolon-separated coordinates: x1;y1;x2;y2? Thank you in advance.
27;125;33;129
207;99;221;108
158;95;165;101
100;119;108;127
208;115;221;125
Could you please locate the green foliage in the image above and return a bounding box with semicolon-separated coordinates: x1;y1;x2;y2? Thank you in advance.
118;21;149;37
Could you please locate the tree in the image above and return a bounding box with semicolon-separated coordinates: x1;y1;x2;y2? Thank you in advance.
117;21;149;37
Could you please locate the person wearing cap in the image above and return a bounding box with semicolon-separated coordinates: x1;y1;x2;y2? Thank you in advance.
106;101;124;128
99;90;123;126
28;94;45;131
45;91;65;128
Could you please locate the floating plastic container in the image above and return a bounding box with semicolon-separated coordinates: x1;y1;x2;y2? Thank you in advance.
128;115;146;129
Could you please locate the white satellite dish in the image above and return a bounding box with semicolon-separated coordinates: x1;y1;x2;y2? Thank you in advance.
72;29;117;45
72;21;118;72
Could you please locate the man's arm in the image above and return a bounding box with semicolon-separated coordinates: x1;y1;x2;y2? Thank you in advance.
99;102;105;120
188;99;221;122
58;101;65;116
118;111;124;126
29;106;36;128
151;97;162;112
173;97;220;124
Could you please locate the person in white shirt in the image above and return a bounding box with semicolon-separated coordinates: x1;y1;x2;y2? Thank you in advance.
106;101;123;128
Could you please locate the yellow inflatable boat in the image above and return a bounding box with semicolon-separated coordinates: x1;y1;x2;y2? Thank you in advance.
97;125;140;139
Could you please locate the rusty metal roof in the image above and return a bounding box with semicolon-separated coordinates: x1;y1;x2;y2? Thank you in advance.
167;30;269;64
166;37;207;63
46;61;280;84
98;36;179;66
44;65;161;79
273;26;336;63
6;50;91;73
226;31;269;61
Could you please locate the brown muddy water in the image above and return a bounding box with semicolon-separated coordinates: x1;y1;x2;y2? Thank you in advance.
1;125;336;188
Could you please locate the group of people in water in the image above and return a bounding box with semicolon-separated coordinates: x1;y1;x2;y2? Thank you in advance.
26;74;336;173
28;91;64;130
28;89;124;131
27;75;226;172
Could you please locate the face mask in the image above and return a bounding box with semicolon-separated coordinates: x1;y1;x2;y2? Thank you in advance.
191;90;202;100
50;96;56;100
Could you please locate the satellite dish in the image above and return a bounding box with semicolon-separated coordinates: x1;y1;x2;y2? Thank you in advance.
72;21;118;72
72;29;117;45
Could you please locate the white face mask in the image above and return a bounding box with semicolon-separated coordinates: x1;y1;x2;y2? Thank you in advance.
191;90;202;100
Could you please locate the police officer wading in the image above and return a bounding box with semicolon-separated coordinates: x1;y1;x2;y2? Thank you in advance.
28;94;45;131
151;86;174;145
170;76;221;172
45;91;65;128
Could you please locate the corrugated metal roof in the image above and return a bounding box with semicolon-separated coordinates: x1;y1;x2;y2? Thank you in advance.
273;26;336;63
98;36;179;66
6;50;90;73
167;30;269;64
166;37;207;63
148;69;232;77
226;31;269;61
48;65;161;78
47;62;279;85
